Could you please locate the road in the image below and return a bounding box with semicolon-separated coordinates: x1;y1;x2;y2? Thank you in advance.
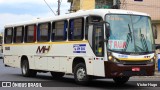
0;59;160;90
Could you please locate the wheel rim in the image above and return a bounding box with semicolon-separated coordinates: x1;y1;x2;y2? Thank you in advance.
76;67;86;81
22;63;27;74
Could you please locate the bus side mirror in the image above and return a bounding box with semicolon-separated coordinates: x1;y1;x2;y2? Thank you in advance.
152;25;157;39
105;22;110;40
155;44;160;50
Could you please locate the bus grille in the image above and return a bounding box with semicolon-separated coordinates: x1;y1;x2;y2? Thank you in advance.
120;61;149;65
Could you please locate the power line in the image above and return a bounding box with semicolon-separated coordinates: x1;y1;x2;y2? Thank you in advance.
43;0;56;16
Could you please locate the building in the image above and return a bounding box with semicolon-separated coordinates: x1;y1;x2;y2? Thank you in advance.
68;0;118;11
67;0;160;44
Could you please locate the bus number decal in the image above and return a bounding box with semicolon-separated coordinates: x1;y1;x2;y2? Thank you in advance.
36;46;50;54
73;44;86;53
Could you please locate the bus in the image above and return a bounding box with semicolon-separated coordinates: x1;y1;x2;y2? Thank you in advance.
3;9;157;85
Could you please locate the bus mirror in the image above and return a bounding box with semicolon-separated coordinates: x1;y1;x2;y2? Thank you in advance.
152;25;157;39
105;22;110;40
155;44;160;50
106;22;110;30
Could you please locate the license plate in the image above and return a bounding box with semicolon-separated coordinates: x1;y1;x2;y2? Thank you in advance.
132;67;140;71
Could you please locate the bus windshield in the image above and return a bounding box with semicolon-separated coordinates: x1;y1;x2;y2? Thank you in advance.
106;14;155;53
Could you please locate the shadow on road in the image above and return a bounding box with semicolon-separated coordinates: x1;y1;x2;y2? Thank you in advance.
12;74;143;89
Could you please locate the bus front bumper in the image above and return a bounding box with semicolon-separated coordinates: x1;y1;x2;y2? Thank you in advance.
104;61;155;78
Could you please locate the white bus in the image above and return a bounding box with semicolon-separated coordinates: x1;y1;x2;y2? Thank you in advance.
3;9;157;85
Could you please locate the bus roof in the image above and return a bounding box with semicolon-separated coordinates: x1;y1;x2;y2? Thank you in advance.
4;9;150;28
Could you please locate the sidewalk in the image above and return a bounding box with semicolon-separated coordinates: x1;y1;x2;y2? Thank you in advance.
154;71;160;77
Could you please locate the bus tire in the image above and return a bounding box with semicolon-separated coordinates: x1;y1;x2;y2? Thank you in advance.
21;60;37;77
74;63;90;85
113;77;129;85
50;72;65;78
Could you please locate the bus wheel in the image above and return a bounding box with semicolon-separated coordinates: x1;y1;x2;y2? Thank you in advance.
74;63;90;85
21;60;37;77
113;77;129;85
50;72;65;78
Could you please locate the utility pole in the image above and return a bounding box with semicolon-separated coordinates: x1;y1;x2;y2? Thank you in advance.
57;0;61;15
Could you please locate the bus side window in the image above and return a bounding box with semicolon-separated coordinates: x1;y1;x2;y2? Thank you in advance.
4;28;13;44
38;22;51;42
52;20;67;41
69;18;84;40
85;16;103;40
14;26;24;43
25;25;36;43
51;22;55;41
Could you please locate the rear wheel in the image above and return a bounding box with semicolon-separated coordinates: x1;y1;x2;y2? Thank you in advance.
50;72;65;78
74;63;91;85
21;60;37;77
113;77;129;85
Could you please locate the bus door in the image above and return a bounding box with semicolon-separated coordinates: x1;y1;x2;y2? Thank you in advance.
93;24;104;57
88;23;105;76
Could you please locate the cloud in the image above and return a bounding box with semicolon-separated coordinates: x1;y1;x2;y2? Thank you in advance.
0;0;70;32
0;12;54;32
0;0;70;15
0;0;54;4
0;13;33;31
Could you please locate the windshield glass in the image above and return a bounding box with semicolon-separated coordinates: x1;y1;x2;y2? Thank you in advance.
106;15;155;53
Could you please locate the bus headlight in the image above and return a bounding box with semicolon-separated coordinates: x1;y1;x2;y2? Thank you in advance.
108;55;119;63
108;55;113;61
108;52;120;63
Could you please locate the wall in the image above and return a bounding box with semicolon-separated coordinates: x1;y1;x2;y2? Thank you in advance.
120;0;160;20
155;24;160;44
72;0;80;11
80;0;95;10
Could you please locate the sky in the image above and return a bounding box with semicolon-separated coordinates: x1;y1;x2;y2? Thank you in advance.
0;0;70;32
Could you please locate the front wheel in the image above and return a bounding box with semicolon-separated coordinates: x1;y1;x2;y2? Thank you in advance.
113;77;129;85
74;63;91;85
21;60;37;77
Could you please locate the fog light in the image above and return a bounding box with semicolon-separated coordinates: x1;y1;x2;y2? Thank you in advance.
149;58;155;63
153;56;156;60
113;58;119;63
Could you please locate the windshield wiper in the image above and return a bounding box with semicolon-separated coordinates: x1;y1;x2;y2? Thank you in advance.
139;28;148;51
123;24;132;51
128;24;132;42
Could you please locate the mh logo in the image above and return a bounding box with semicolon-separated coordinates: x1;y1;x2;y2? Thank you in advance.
36;46;51;54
